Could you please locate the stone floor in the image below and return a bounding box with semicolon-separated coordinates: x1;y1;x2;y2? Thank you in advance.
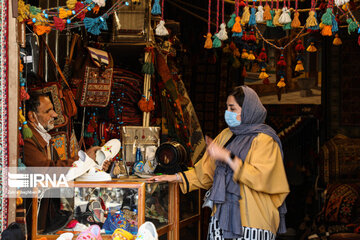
260;88;321;104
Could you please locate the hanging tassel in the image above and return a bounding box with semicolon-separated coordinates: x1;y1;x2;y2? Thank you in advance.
155;20;169;36
279;7;291;25
332;14;338;33
92;5;100;14
295;40;305;52
334;0;350;7
151;0;161;15
306;42;317;52
333;33;342;45
20;85;30;101
59;8;73;19
247;30;256;42
53;17;66;31
277;55;286;67
248;7;256;26
306;11;318;29
227;13;236;28
84;16;108;35
33;25;51;35
66;0;77;9
256;5;264;23
19;132;24;146
267;10;275;27
347;18;358;34
29;5;41;15
241;6;250;25
204;33;213;49
277;77;286;88
233;48;241;57
74;2;86;20
273;9;282;26
142;62;155;75
212;35;222;48
217;23;228;40
258;48;267;61
230;41;237;50
93;0;106;7
19;108;33;139
259;68;269;79
241;49;249;59
242;65;247;77
291;11;301;28
232;16;242;33
282;12;292;30
241;31;248;41
321;8;333;26
321;25;332;36
295;60;304;72
247;50;255;60
263;3;272;20
17;0;30;23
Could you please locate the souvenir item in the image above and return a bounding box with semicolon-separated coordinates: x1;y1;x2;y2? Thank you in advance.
76;167;112;182
96;139;121;168
56;232;74;240
135;222;158;240
76;224;102;240
66;150;97;181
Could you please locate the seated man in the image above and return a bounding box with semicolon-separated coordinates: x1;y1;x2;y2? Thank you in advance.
23;93;110;236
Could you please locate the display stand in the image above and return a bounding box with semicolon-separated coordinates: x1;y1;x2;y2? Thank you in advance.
32;179;201;240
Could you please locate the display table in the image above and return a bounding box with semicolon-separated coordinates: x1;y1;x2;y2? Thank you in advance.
32;178;201;240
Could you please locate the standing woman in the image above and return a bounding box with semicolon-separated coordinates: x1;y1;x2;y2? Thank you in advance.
149;86;289;240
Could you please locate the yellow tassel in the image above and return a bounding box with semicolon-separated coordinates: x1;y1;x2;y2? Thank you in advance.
259;68;269;79
59;8;69;19
32;14;49;26
306;10;318;28
333;33;342;45
263;4;272;21
204;33;213;49
295;60;304;72
277;77;286;88
232;16;242;33
20;61;24;72
33;25;51;35
247;50;255;61
66;0;77;9
273;9;282;26
291;11;301;28
306;42;317;52
233;48;240;57
319;22;324;30
17;0;30;22
241;49;249;59
241;6;250;25
342;3;349;11
321;25;332;36
16;190;23;206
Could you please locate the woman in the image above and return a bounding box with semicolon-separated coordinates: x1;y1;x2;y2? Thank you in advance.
149;86;289;240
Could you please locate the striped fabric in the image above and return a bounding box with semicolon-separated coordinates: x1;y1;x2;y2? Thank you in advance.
87;47;109;67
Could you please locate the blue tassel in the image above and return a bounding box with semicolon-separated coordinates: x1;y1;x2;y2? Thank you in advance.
212;35;222;48
85;0;92;3
84;16;108;35
232;31;243;38
332;15;338;33
227;13;236;28
151;0;161;15
248;8;256;26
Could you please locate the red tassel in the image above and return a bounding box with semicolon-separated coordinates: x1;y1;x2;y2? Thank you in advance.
277;55;286;67
75;2;86;20
242;66;247;77
20;87;30;101
247;31;256;42
263;78;270;84
242;31;248;41
239;0;246;7
229;41;237;51
19;132;24;146
295;40;305;52
53;17;65;31
258;48;267;61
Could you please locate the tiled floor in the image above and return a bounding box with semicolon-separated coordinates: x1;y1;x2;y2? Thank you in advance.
260;88;321;104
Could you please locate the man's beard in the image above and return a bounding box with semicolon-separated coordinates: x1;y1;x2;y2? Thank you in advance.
44;119;55;131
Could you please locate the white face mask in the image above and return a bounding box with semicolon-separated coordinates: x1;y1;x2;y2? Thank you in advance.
33;113;55;132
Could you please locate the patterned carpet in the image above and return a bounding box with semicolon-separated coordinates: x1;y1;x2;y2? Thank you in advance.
0;0;9;233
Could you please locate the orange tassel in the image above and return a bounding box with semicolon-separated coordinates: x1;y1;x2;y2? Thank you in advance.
204;33;213;49
233;48;240;57
263;3;272;21
19;62;24;72
333;33;342;45
273;9;282;26
33;25;51;35
306;42;317;52
242;66;247;77
277;77;286;88
241;49;249;59
291;11;301;28
295;60;304;72
232;16;242;33
93;5;100;14
321;25;332;36
247;50;255;61
259;68;269;79
241;6;250;25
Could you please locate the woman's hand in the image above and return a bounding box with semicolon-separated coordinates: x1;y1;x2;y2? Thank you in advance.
147;174;182;183
206;136;230;163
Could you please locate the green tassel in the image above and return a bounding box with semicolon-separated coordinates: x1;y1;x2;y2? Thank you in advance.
142;62;155;75
321;8;333;26
267;10;275;27
30;6;41;15
22;124;33;139
227;13;236;28
212;35;222;48
347;18;358;34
